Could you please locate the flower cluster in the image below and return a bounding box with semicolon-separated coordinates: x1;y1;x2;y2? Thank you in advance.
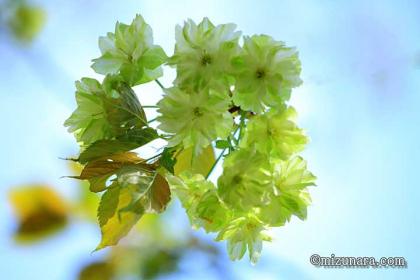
159;18;315;263
64;15;316;264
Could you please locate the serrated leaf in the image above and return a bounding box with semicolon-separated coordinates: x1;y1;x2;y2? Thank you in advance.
117;127;159;144
75;152;142;192
102;77;147;130
78;127;158;164
159;148;177;174
78;140;142;164
174;145;215;176
142;173;170;213
96;185;144;250
117;167;171;214
97;183;120;227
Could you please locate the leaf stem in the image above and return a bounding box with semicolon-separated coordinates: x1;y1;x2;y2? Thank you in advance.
142;105;158;108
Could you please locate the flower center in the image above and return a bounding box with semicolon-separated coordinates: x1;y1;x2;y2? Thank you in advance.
201;53;212;66
233;175;243;185
193;107;203;117
267;125;275;136
255;68;266;79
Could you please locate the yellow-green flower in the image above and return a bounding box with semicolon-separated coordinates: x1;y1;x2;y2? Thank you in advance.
217;148;272;211
92;15;167;86
157;87;233;155
233;35;302;113
258;156;316;226
169;18;241;91
216;214;271;264
167;172;230;232
242;107;308;160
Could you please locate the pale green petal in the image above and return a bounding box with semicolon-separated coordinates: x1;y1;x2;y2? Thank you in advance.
233;35;302;112
241;107;308;159
169;18;241;91
91;14;166;86
157;87;233;154
217;148;272;211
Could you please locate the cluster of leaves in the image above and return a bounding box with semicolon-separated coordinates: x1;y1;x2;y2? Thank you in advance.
64;14;316;263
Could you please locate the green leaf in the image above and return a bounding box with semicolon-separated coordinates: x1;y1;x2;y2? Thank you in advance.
78;140;142;165
173;145;215;176
141;173;171;213
78;127;158;164
159;148;177;174
117;166;171;213
96;184;144;250
75;152;142;192
102;76;147;130
215;140;230;149
97;183;120;226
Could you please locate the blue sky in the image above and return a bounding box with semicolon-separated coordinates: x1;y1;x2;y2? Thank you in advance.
0;0;419;279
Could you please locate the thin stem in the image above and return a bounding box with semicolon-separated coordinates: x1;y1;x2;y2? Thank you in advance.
155;79;165;90
206;148;226;179
147;117;158;124
143;152;162;163
206;126;241;179
237;111;246;144
174;147;184;159
227;136;234;152
142;105;158;108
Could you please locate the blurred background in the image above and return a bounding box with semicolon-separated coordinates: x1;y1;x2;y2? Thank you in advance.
1;0;419;279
